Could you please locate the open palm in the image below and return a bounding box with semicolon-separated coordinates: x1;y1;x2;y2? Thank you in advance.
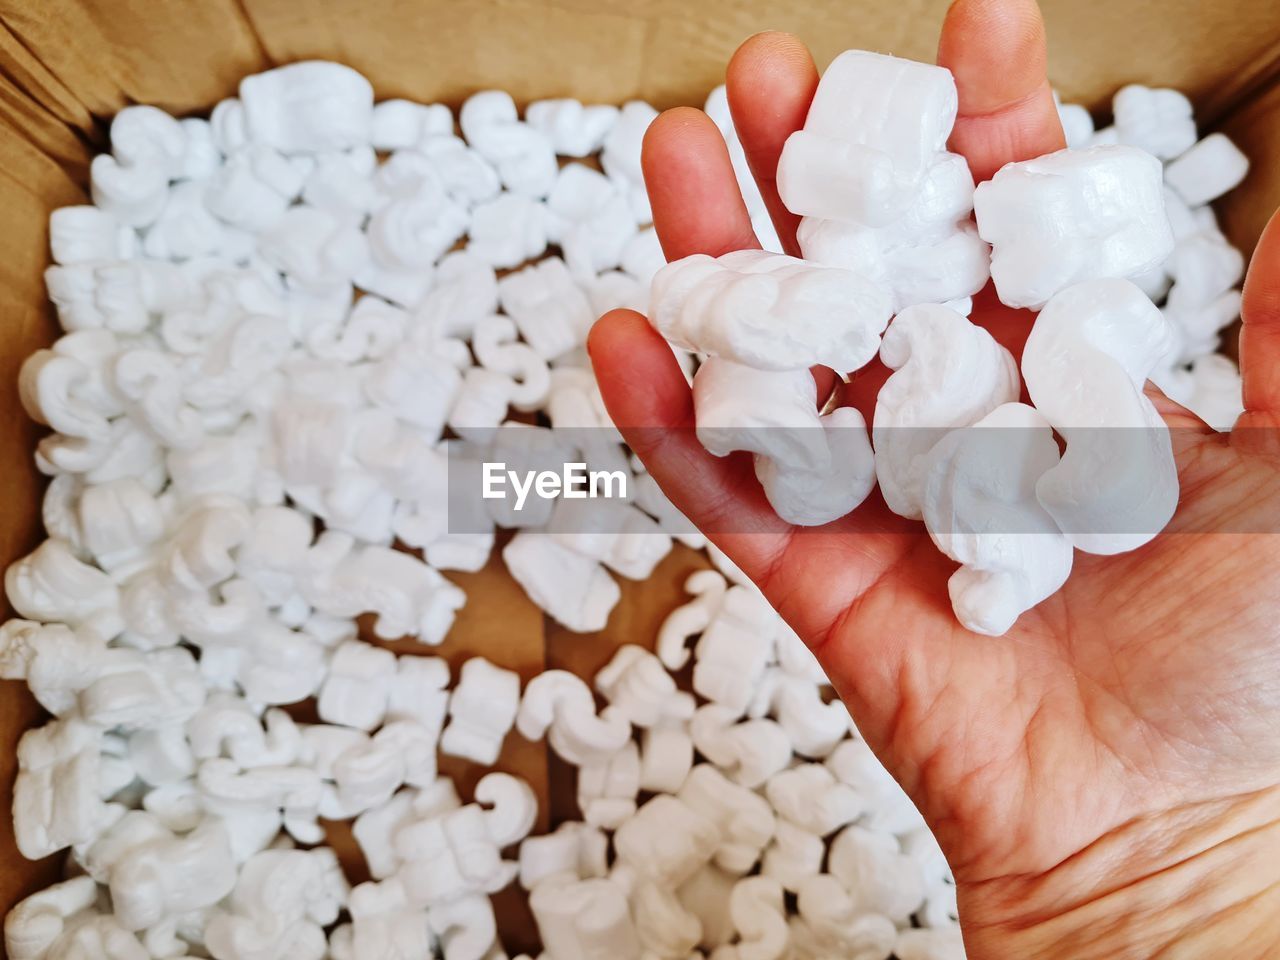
588;2;1280;954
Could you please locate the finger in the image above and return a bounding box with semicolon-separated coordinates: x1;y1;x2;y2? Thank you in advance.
642;107;759;261
641;104;837;404
1238;208;1280;423
937;0;1066;183
588;309;920;655
587;309;788;547
726;31;819;257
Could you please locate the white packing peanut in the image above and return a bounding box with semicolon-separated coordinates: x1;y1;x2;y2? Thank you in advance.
440;657;521;766
873;303;1020;520
777;51;958;227
974;145;1174;310
1022;278;1179;554
1112;84;1198;160
240;61;374;154
526;98;620;158
517;669;631;765
650;249;893;372
1164;132;1250;207
922;402;1075;636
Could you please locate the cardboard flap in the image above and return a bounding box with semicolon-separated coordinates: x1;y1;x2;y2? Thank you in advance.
1;0;1278;260
0;23;94;170
0;0;267;117
235;0;1280;119
1;0;1278;127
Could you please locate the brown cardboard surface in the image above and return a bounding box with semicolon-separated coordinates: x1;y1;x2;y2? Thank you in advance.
0;0;1278;950
0;1;267;114
542;543;709;819
2;0;1279;149
341;534;551;952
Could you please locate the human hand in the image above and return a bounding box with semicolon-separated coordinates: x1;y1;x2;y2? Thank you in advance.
587;2;1280;957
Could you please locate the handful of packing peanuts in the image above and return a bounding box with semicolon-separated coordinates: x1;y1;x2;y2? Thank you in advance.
0;47;1253;960
651;49;1248;636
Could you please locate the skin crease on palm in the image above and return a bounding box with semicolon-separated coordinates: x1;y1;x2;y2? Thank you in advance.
586;0;1280;955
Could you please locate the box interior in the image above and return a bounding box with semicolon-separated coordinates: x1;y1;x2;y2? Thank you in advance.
2;0;1278;949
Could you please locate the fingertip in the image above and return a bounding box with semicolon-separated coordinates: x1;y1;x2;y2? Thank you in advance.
725;31;818;158
726;31;818;257
642;106;713;157
938;0;1065;181
588;308;694;432
939;0;1048;111
641;107;758;261
727;31;817;92
641;106;730;184
587;308;650;366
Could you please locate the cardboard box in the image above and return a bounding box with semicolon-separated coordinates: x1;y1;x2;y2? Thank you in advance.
1;0;1277;951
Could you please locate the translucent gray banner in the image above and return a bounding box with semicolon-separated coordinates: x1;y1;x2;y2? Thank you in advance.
444;425;1276;536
